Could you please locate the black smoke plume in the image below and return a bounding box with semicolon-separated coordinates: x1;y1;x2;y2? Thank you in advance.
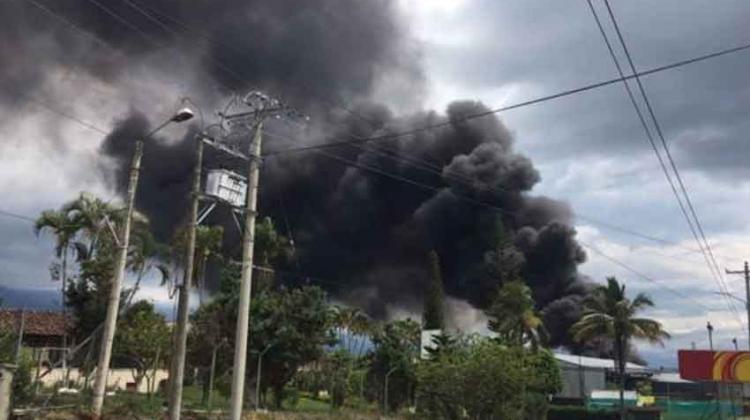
2;0;589;345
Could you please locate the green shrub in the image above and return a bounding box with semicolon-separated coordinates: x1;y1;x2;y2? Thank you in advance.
12;350;34;407
524;392;550;420
417;341;527;419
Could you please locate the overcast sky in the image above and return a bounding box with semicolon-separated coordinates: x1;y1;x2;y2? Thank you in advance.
2;0;750;367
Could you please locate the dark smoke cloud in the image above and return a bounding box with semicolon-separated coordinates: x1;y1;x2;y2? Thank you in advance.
99;112;197;241
3;0;589;345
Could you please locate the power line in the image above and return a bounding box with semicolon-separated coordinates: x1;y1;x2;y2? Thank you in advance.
579;240;734;315
266;130;741;320
12;0;750;316
264;38;750;156
601;0;728;284
16;0;750;183
594;0;741;323
266;128;744;269
0;209;36;223
118;0;461;181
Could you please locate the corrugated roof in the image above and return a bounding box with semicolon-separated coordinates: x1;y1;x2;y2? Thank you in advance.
0;309;71;337
651;372;694;384
554;353;649;371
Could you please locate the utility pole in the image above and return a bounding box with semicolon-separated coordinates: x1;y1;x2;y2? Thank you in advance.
707;321;714;351
167;136;204;420
90;108;193;418
229;120;263;419
733;338;739;351
14;310;25;363
726;261;750;350
91;140;144;417
221;91;303;420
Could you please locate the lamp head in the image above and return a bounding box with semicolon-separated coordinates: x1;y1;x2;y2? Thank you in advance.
171;107;195;123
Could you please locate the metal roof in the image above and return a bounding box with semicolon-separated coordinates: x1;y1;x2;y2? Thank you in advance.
554;353;649;372
650;372;694;384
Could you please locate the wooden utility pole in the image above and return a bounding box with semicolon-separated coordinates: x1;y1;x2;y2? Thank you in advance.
229;121;263;420
167;136;204;420
91;140;143;417
726;261;750;350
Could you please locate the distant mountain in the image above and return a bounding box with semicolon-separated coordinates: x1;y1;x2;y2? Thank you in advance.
0;285;178;320
0;285;61;310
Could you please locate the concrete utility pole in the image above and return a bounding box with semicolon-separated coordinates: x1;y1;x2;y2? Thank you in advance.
222;91;304;420
229;120;263;419
167;136;204;420
91;140;144;417
725;261;750;350
91;108;193;418
14;310;25;363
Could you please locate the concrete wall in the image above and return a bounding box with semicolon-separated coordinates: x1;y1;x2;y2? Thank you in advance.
36;368;169;394
0;364;16;420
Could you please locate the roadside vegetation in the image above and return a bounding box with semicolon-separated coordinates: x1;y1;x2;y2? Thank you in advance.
0;191;670;419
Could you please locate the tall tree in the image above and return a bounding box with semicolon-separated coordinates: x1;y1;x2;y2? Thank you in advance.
62;192;133;259
172;225;224;302
34;209;79;310
249;286;335;407
571;277;670;414
368;319;421;412
485;279;547;349
254;217;291;291
113;300;170;396
422;250;445;330
126;227;170;307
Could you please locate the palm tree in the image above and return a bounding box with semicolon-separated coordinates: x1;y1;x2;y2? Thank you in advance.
34;209;80;309
34;207;84;388
571;277;670;414
485;279;547;349
332;306;369;354
63;192;143;259
126;226;171;307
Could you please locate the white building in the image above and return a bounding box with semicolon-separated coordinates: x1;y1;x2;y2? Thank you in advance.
554;353;649;399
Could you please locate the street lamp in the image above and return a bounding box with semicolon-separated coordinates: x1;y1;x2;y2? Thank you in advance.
253;343;275;411
91;106;194;419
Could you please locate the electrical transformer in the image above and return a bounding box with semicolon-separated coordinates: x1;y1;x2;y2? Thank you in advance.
204;169;247;207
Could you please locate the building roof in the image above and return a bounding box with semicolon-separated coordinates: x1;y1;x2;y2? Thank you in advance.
554;353;649;372
650;372;694;384
0;309;71;337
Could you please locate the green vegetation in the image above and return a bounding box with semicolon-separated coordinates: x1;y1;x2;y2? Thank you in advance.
19;191;674;419
486;279;547;348
113;300;170;396
571;277;670;413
